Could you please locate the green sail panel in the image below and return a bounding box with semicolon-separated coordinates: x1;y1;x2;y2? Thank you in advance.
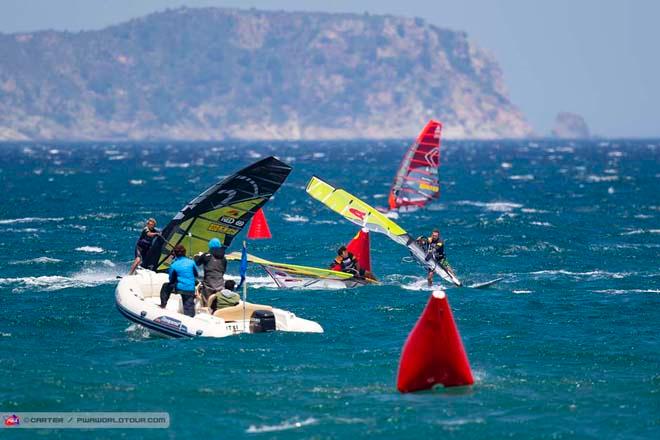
143;157;292;271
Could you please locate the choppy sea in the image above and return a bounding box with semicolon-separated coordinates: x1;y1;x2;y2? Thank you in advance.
0;139;658;439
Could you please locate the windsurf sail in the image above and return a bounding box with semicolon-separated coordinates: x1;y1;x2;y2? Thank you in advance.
227;252;355;280
226;251;375;289
388;120;442;211
306;176;408;246
306;176;461;286
142;157;292;271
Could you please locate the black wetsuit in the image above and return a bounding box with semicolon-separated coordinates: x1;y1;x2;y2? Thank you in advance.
417;236;446;270
194;247;227;298
332;252;365;277
135;226;160;260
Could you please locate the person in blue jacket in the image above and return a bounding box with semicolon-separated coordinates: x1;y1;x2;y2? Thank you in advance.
159;244;199;317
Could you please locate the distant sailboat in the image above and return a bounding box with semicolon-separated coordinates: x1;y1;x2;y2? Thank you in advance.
387;120;442;214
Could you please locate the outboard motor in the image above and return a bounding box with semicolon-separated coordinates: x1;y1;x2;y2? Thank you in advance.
250;310;276;333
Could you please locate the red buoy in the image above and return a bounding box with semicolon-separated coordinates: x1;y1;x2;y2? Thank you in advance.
397;291;474;392
247;208;272;239
346;228;371;272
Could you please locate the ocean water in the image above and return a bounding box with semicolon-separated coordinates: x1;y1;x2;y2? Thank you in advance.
0;139;658;439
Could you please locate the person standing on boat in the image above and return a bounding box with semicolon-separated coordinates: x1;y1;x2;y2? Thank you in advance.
417;229;446;287
193;237;227;302
159;244;199;317
129;218;161;275
331;246;376;280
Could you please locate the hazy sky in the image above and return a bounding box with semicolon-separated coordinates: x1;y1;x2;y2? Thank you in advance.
2;0;658;137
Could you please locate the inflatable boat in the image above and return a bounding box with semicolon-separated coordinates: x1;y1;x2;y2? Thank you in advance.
116;268;323;338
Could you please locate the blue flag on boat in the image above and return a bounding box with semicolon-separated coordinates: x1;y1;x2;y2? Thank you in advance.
238;241;248;289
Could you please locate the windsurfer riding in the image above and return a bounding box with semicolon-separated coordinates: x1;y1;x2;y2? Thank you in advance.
331;246;376;281
417;228;448;287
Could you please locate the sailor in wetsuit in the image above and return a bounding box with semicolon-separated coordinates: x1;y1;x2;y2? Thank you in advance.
129;218;161;275
193;237;227;304
417;228;446;287
331;246;376;280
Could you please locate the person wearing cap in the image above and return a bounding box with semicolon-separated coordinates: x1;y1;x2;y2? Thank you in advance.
129;218;161;275
416;228;446;287
194;237;227;302
159;244;199;317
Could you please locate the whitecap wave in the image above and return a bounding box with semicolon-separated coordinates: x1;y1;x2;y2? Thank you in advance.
0;217;64;225
530;221;553;227
0;269;118;293
400;277;435;291
455;201;523;212
224;275;277;289
9;257;62;265
621;229;660;236
594;289;660;295
283;214;309;223
528;270;629;280
585;175;618;183
76;246;105;253
246;417;317;434
509;174;534;181
436;417;485;430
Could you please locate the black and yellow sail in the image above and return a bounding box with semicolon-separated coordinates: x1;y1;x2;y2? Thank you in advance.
143;156;292;271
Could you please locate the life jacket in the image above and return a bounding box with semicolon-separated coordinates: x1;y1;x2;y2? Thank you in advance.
214;288;240;310
169;257;197;292
335;253;358;272
428;237;445;258
137;226;159;250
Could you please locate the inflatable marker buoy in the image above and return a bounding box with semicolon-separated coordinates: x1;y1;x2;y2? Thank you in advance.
397;291;474;393
247;208;272;239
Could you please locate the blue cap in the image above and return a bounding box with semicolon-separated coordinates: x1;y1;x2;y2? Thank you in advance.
209;238;222;249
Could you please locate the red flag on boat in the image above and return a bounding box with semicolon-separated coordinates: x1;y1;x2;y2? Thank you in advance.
247;208;272;239
346;228;371;272
397;291;474;392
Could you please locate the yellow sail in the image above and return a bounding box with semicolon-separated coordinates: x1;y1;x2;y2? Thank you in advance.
305;176;408;245
225;251;354;280
305;175;462;286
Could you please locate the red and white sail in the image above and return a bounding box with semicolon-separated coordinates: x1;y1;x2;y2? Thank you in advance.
388;120;442;211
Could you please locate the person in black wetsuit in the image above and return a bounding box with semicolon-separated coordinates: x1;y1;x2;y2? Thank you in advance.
331;246;376;280
193;237;227;304
129;218;160;275
416;228;446;287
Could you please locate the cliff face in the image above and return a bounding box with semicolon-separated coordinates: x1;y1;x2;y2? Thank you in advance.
0;8;533;141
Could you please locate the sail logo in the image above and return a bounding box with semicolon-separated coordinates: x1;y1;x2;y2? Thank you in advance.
207;223;239;235
348;208;366;220
220;216;245;227
3;414;20;426
425;148;439;168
